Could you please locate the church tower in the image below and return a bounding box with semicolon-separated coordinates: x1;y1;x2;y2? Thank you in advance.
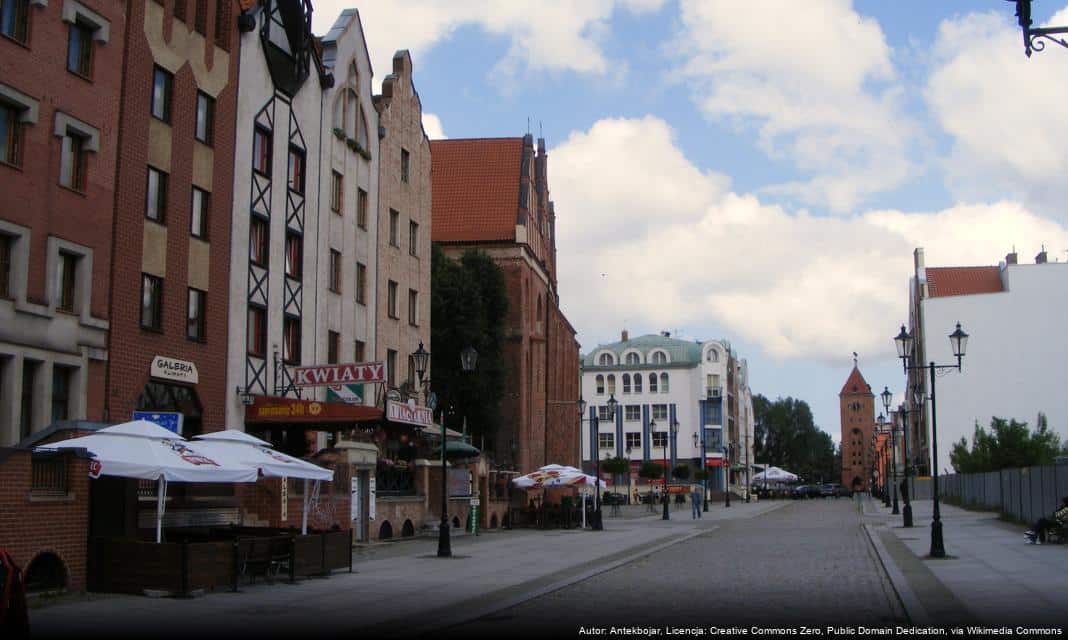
839;356;875;492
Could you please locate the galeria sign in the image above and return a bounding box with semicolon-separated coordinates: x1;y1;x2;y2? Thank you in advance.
293;361;386;387
151;356;199;384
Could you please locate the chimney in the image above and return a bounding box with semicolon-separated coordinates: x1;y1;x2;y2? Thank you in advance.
661;330;670;338
1005;250;1017;265
1036;246;1047;264
621;329;629;342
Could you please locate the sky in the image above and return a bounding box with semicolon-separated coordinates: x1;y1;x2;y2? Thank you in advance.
311;1;1068;444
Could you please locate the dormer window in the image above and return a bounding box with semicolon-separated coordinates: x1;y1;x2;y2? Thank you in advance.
598;352;613;366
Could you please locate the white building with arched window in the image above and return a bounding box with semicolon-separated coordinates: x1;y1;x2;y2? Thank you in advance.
580;330;755;497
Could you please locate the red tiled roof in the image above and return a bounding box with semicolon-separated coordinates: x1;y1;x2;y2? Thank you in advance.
926;266;1003;298
431;138;523;243
839;366;871;396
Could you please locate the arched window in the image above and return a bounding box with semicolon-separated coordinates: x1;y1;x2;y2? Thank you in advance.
707;348;719;362
622;374;631;394
634;374;642;393
598;352;613;366
596;375;604;395
652;351;667;365
660;373;669;393
606;375;616;395
626;352;640;365
648;373;658;393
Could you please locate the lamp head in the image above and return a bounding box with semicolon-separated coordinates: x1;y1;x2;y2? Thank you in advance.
411;342;430;384
460;344;478;372
881;386;893;413
894;325;913;360
949;322;968;362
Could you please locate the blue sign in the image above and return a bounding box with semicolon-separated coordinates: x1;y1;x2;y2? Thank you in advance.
132;411;184;435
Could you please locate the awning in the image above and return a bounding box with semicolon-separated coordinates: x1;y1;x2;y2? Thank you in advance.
244;396;382;424
433;440;481;459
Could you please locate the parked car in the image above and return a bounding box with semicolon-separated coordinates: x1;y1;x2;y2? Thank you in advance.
821;483;850;498
791;484;822;499
601;492;627;505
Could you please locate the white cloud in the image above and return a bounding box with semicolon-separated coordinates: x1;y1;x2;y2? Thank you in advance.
926;7;1068;220
312;1;667;90
422;113;447;140
673;0;915;212
551;117;1068;363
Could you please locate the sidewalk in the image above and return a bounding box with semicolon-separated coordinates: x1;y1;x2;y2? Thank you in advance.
32;499;788;638
861;495;1068;627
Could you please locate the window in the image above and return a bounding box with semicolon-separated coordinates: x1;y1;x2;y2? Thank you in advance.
626;352;640;365
389;209;399;247
327;330;339;364
652;404;667;420
387;280;398;318
195;91;214;144
598;353;613;366
598;433;614;449
597;406;614;422
633;374;642;393
330;171;342;212
247;305;266;357
50;366;72;423
250;217;268;266
625;405;640;421
67;21;93;77
190;187;209;238
356;188;367;229
253;126;271;175
20;359;37;438
660;373;669;393
186;288;205;341
707;348;719;362
648;373;657;393
386;349;397;388
59;131;87;191
595;374;604;395
355;262;366;305
151;66;172;122
409;221;418;256
287;145;304;194
1;0;29;44
140;273;163;331
652;351;667;364
0;234;11;298
353;339;365;362
285;232;302;279
283;315;300;365
622;374;631;394
652;431;667;449
626;432;641;450
329;249;341;293
1;103;22;166
56;252;77;312
606;374;616;395
405;289;417;326
145;166;167;222
400;148;409;183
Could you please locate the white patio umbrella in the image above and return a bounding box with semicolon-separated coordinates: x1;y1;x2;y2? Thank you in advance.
194;429;334;534
751;466;799;483
43;420;259;542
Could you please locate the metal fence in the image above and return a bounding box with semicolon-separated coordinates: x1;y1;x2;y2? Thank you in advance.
925;460;1068;524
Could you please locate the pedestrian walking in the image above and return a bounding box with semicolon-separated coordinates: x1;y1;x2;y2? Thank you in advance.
691;487;701;519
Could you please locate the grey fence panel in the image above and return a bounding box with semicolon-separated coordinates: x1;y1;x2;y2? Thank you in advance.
1026;468;1043;524
1057;461;1068;504
913;478;932;500
984;472;1000;508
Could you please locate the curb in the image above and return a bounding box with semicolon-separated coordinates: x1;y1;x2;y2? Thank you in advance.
862;523;929;625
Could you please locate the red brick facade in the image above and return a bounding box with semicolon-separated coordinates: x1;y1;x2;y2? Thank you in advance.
105;1;239;434
840;365;875;492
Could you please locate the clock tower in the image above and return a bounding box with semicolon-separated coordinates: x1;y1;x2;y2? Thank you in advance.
839;356;875;493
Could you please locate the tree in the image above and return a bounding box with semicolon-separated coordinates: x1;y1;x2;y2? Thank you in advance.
429;246;509;455
950;414;1063;473
639;461;663;481
672;464;690;481
752;394;836;483
601;456;630;475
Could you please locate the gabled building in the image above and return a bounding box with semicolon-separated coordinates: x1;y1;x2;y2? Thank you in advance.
839;361;875;492
431;135;580;473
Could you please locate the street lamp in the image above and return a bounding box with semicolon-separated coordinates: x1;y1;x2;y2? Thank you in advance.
722;442;734;507
693;431;709;512
894;322;969;558
897;395;916;528
1007;0;1068;57
877;415;891;508
656;418;676;521
586;393;617;531
881;387;900;516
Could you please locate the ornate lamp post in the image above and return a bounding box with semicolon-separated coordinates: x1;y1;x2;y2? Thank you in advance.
1007;0;1068;57
881;387;900;516
693;431;709;512
587;393;617;531
877;415;891;508
656;418;675;521
894;322;969;558
722;442;734;507
897;394;916;528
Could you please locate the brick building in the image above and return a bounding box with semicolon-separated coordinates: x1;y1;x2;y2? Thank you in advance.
431;135;580;473
105;0;240;437
839;360;875;492
0;0;122;447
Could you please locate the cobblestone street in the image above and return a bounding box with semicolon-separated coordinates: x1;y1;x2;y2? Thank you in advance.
454;498;905;634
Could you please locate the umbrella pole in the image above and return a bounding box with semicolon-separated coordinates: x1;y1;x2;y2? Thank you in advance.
582;493;586;529
156;475;168;544
302;479;312;535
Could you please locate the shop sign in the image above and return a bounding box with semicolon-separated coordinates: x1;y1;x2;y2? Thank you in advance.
150;356;199;384
369;477;376;521
132;411;184;435
245;397;382;423
326;383;364;405
293;361;385;387
385;400;432;427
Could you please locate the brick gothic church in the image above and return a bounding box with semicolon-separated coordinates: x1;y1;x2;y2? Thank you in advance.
839;359;876;492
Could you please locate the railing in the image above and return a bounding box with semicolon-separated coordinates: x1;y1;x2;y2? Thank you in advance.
375;467;415;495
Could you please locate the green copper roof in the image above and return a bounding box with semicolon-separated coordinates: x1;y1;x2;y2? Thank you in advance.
581;334;709;368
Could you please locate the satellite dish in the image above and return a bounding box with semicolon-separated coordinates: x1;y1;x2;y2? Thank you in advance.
386;390;402;402
427;392;438;411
